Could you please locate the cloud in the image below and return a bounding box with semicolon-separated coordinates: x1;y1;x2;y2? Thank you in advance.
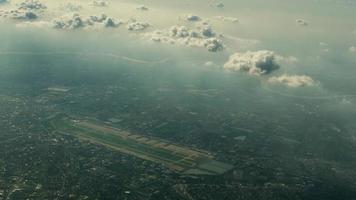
296;19;308;26
319;42;329;52
200;26;215;37
136;5;149;11
268;74;315;88
18;0;47;10
0;9;38;20
213;16;239;23
53;14;85;29
223;51;280;75
216;2;225;8
127;21;150;31
319;42;328;47
104;17;121;28
91;0;108;7
53;13;121;30
0;0;46;20
204;38;224;52
183;14;201;22
276;55;298;64
87;14;121;28
205;61;215;67
87;14;108;23
349;46;356;53
144;25;224;52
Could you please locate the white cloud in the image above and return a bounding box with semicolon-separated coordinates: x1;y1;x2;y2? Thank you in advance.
319;42;328;47
296;19;308;26
349;46;356;53
91;0;108;7
223;51;280;75
104;17;121;28
216;2;225;8
276;55;298;64
18;0;47;10
204;61;220;68
53;13;121;30
319;42;329;52
213;16;239;23
183;14;201;22
200;26;215;37
127;21;150;31
205;61;215;67
144;25;224;52
268;74;315;88
0;0;46;20
53;14;85;29
204;38;224;52
136;5;149;11
87;14;108;23
0;9;38;20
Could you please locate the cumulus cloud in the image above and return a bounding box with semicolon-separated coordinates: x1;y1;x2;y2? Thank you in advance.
53;13;121;30
91;0;108;7
0;0;46;20
213;16;239;23
0;9;38;20
349;46;356;53
18;0;47;10
87;14;121;28
88;14;108;23
53;14;85;29
224;51;314;87
104;17;121;28
144;25;224;52
223;51;280;75
268;74;315;88
183;14;201;22
127;21;150;31
200;26;215;37
136;5;149;11
204;38;224;52
296;19;308;26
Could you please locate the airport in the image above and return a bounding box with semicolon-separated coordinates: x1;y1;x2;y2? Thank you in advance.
49;114;233;175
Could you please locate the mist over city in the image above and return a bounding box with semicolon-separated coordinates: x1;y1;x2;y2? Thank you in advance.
1;0;356;199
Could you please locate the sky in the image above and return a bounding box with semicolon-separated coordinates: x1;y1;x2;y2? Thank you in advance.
1;0;356;107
